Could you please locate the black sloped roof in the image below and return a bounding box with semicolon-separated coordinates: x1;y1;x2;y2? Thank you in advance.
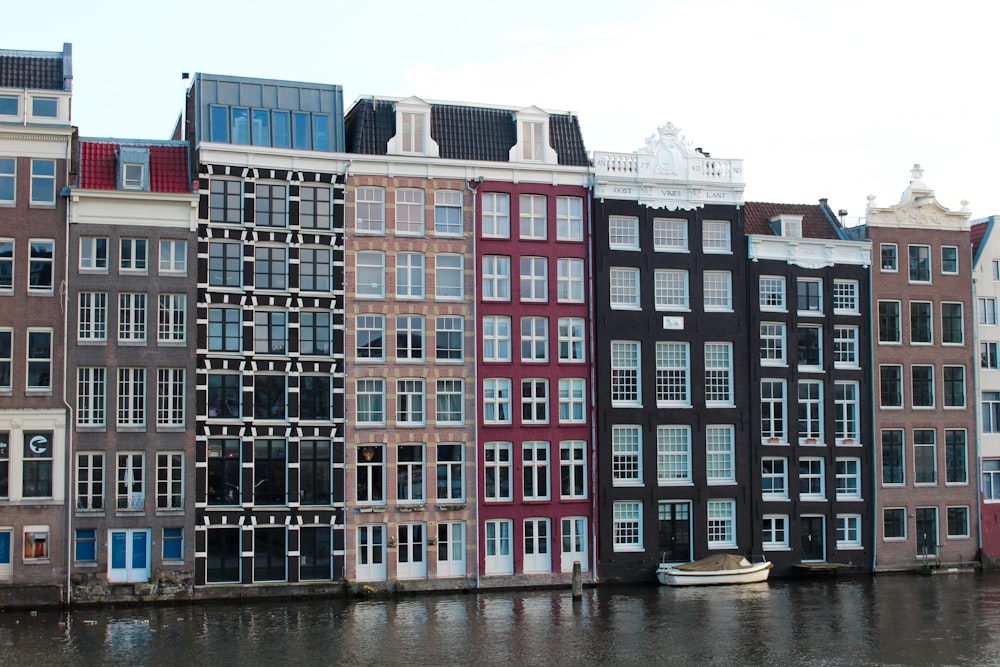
345;97;588;166
0;53;65;90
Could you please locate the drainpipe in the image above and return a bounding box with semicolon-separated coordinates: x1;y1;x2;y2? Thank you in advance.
462;176;483;591
62;180;74;606
866;243;877;574
586;180;598;581
972;266;985;561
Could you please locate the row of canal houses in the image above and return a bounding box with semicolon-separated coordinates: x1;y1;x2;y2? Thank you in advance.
0;43;995;606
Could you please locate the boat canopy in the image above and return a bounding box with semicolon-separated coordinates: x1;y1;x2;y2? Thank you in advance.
673;554;752;572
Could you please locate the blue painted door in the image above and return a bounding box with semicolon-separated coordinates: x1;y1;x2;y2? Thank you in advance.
108;529;150;583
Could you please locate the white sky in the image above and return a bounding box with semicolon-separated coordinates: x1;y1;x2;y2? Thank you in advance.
4;0;999;223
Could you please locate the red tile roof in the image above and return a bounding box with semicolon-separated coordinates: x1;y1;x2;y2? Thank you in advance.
971;219;991;262
743;201;840;239
78;140;191;193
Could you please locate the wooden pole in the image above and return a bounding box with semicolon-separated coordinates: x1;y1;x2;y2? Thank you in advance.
572;561;582;598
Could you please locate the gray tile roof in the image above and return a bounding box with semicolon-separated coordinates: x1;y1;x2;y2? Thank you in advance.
345;98;588;166
0;48;68;90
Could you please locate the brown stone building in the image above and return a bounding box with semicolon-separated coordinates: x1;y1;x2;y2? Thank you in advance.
865;166;978;570
67;138;198;601
0;44;74;606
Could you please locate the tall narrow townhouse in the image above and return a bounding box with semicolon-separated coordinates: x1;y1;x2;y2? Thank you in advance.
866;166;978;570
472;105;592;586
971;216;1000;561
0;44;74;607
592;124;747;582
744;201;874;576
344;97;592;589
184;75;348;593
67;138;198;602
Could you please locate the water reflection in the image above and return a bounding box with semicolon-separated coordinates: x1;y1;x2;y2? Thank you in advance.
3;575;1000;665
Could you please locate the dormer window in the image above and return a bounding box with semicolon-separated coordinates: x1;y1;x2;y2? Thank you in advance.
510;108;557;164
0;96;17;116
31;97;57;118
401;112;425;154
117;147;150;192
388;97;438;157
522;121;544;161
771;214;803;238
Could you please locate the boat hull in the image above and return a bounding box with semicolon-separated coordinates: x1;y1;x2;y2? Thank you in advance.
657;561;773;586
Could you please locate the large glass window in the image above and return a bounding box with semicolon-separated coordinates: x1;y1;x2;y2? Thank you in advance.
520;257;548;302
909;245;931;282
396;444;424;503
300;311;331;356
706;425;735;483
396;315;424;361
356;314;384;361
357;445;385;504
299;185;332;230
395;188;424;236
28;240;54;292
300;375;331;421
396;252;425;299
300;440;332;505
435;254;464;300
882;429;904;485
156;368;185;426
435;316;463;361
26;329;52;391
655;342;689;406
482;193;510;238
482;255;511;301
254;246;287;290
300;247;332;292
253;375;287;420
207;439;241;505
520;317;548;362
22;432;53;497
914;429;937;484
436;444;464;501
482;316;512;362
704;342;733;406
657;426;691;484
522;442;549;500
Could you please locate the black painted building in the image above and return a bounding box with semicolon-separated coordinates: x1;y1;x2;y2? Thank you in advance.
592;126;750;582
744;201;874;575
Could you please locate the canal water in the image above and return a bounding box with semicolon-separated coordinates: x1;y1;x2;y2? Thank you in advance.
2;574;1000;666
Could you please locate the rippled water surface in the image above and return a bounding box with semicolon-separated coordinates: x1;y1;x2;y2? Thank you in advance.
3;574;1000;666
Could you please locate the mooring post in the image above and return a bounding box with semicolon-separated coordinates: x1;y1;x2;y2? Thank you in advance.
572;561;582;598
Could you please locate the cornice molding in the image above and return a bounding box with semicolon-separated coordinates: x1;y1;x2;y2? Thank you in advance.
748;235;872;268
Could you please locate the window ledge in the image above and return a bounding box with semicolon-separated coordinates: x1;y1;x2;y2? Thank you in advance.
357;506;387;513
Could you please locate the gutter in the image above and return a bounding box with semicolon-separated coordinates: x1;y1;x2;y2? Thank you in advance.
866;242;877;573
61;178;73;605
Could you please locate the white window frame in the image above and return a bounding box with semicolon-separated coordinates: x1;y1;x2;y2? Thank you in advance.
556;258;584;303
705;425;735;484
609;216;639;250
558;317;586;363
556;196;583;241
761;379;787;443
482;255;511;301
520;316;549;363
707;499;736;548
394;188;425;236
655;341;690;407
558;378;586;424
836;514;863;549
759;276;786;311
702;221;731;253
611;425;642;486
156;368;186;427
116;368;146;427
798;380;824;444
761;457;788;500
483;442;512;502
482;316;512;362
704;342;733;407
396;379;426;426
520;256;548;303
654;269;689;311
118;292;147;343
481;193;510;239
78;292;108;342
519;194;547;240
395;252;425;300
834;326;859;369
762;514;789;550
836;458;862;500
833;280;859;315
520;379;549;425
559;441;587;499
158;240;187;275
76;367;107;427
157;294;187;343
653;218;687;252
656;425;692;485
355;187;386;234
522;442;550;501
760;322;786;366
612;501;643;552
355;251;386;299
611;341;641;407
483;378;512;425
610;267;640;310
703;271;733;311
799;458;825;500
434;254;464;301
434;190;464;236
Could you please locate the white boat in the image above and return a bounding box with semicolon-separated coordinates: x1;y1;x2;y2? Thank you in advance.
657;554;773;586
